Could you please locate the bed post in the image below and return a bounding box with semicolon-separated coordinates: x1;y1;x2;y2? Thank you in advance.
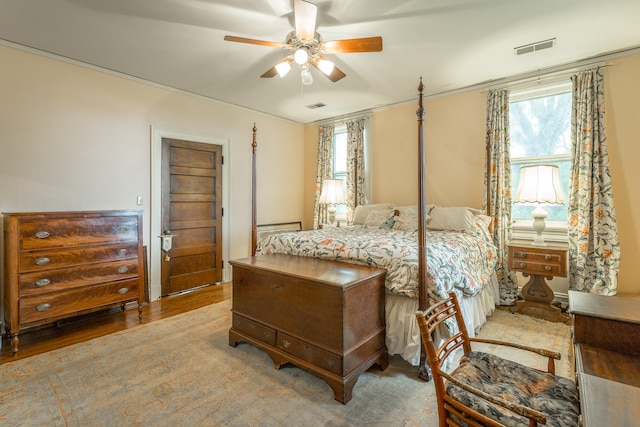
251;123;258;256
416;78;428;312
416;78;432;382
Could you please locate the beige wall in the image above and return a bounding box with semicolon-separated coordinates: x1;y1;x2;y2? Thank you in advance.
0;44;305;302
304;52;640;295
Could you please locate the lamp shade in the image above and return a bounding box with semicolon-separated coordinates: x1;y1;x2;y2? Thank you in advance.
319;179;345;205
514;165;565;205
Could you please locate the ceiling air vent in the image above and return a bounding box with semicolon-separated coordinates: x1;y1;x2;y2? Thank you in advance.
306;103;326;109
514;38;556;55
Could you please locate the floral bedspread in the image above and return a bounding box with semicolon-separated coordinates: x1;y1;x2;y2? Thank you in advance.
255;218;497;301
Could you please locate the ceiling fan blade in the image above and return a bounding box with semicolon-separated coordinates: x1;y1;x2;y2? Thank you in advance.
224;35;284;49
322;37;383;54
261;66;278;78
294;0;317;41
311;60;347;82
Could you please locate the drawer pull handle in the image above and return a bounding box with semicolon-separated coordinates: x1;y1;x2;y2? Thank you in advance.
517;252;527;258
118;248;128;256
35;231;50;239
35;257;50;265
118;287;129;294
271;284;282;292
117;266;129;274
36;303;52;312
36;278;51;287
116;226;128;233
282;339;291;348
326;358;335;366
544;266;552;271
544;255;552;260
519;262;527;268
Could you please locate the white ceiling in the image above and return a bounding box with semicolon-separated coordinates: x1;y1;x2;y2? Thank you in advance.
1;0;639;124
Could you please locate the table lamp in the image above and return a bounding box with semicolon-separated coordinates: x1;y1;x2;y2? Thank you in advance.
513;165;565;246
319;179;345;226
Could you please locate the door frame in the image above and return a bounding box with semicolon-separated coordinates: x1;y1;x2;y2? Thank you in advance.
150;126;231;301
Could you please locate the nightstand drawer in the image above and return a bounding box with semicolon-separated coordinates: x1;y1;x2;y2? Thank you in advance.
510;259;564;276
510;250;563;265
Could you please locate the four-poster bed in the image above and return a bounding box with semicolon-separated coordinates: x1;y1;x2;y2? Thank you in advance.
246;79;499;381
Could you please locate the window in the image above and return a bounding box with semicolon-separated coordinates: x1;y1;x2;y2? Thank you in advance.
509;82;571;240
332;125;348;219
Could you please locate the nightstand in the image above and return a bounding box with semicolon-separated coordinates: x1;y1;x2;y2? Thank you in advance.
508;240;569;323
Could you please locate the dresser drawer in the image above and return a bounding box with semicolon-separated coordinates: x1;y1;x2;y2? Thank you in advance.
19;216;139;250
19;243;139;272
278;332;343;376
232;314;276;346
19;259;139;296
19;279;140;324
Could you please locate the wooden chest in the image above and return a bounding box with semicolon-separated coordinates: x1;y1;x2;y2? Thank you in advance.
3;210;145;353
229;254;388;404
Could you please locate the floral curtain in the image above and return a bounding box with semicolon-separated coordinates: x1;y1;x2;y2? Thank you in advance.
313;124;335;229
345;117;367;218
568;67;621;294
484;88;519;305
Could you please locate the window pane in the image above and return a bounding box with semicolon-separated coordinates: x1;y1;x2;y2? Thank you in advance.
509;89;571;222
334;132;347;173
510;92;571;158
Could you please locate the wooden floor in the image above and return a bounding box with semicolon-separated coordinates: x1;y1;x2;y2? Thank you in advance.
0;282;231;364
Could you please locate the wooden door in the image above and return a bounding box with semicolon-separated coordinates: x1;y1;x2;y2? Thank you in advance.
161;138;223;296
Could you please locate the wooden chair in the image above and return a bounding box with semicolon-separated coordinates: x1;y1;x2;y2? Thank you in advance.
416;292;580;427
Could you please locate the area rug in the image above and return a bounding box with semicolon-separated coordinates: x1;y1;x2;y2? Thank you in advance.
0;301;571;426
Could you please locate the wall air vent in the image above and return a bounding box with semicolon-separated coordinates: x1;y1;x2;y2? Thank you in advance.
306;103;326;109
514;38;556;55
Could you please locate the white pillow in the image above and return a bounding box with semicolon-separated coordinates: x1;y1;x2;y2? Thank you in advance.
363;209;395;228
427;207;477;231
351;203;393;225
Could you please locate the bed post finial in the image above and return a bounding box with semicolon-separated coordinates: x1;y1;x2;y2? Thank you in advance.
416;77;425;121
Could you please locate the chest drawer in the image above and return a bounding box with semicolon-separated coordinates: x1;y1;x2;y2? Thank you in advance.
232;313;276;346
278;332;343;376
19;243;139;272
18;216;139;250
18;259;139;296
19;278;140;324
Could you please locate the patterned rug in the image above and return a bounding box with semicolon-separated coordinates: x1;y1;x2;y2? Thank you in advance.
0;301;571;426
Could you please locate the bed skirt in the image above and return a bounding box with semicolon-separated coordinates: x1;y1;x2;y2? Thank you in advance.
385;273;500;366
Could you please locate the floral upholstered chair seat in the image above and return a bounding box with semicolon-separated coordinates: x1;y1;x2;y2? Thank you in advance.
448;351;580;427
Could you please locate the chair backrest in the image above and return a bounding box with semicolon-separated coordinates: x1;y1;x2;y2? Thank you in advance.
416;292;470;372
416;292;473;426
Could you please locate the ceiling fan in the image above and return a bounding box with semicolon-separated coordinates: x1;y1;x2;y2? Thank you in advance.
224;0;382;85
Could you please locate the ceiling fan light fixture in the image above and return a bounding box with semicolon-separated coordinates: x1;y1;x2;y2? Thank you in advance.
294;48;309;65
317;59;335;76
275;60;291;77
301;67;313;85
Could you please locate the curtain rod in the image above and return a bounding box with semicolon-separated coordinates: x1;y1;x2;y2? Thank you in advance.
481;60;613;93
312;110;371;126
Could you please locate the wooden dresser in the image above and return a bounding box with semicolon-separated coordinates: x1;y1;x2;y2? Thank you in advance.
569;290;640;426
229;254;388;404
3;210;145;353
